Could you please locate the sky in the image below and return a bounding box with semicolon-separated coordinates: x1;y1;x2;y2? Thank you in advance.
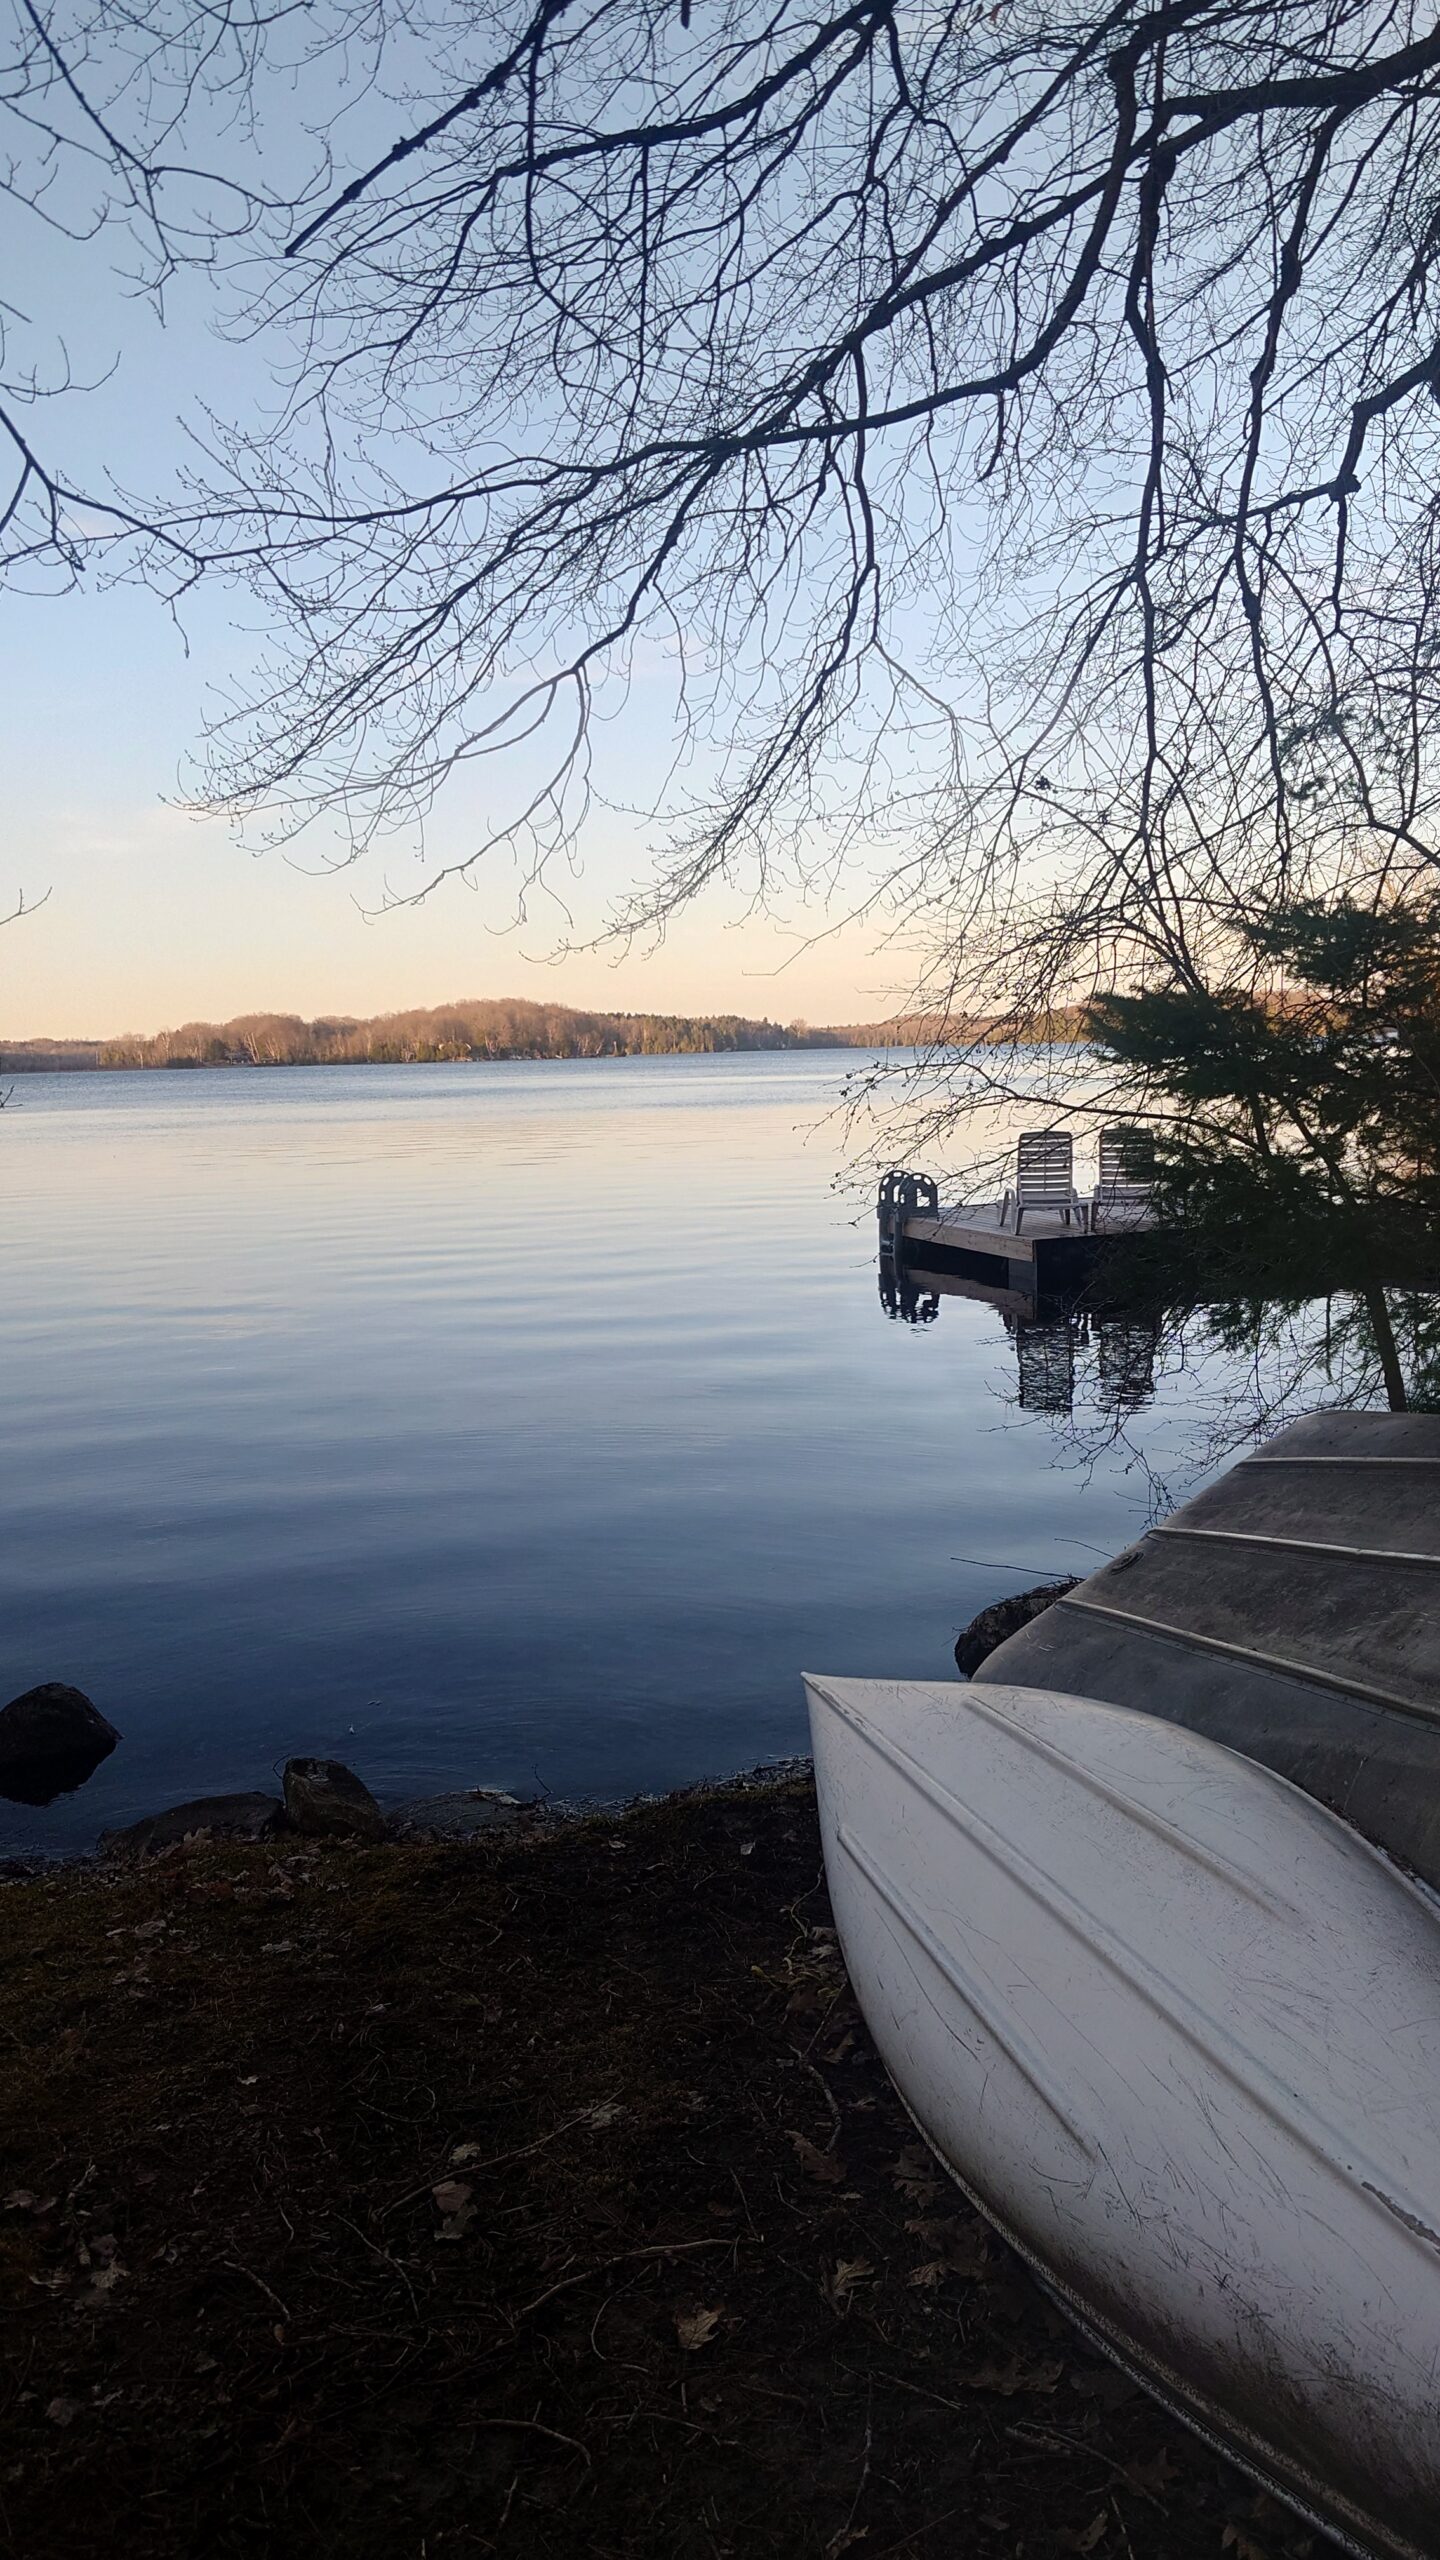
4;568;902;1039
0;46;905;1045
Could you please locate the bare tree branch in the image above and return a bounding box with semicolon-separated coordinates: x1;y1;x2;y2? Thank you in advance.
9;0;1440;1049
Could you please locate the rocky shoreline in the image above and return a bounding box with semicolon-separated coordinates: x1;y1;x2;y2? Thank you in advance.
2;1582;1076;1873
91;1758;547;1860
0;1679;572;1869
0;1668;822;1876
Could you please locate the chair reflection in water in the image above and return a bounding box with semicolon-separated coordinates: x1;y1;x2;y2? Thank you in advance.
1011;1317;1076;1413
1005;1308;1160;1417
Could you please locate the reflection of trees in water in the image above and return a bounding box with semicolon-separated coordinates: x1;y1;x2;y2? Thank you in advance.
1095;1321;1158;1415
908;1255;1440;1505
1046;1285;1440;1515
1200;1288;1440;1431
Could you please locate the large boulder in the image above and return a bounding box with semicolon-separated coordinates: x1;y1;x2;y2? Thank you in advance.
100;1792;282;1857
954;1579;1079;1678
0;1683;120;1806
282;1757;385;1842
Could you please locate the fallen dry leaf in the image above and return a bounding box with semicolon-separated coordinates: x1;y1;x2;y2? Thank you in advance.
891;2144;941;2204
1056;2514;1109;2554
906;2260;949;2291
787;2132;844;2185
1123;2449;1181;2499
821;2258;874;2313
675;2306;722;2352
430;2180;472;2217
431;2176;476;2240
903;2216;989;2279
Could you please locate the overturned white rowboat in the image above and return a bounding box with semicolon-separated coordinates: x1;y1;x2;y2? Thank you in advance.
804;1674;1440;2560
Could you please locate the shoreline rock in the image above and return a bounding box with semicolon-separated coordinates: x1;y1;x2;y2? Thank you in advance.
282;1757;385;1843
954;1578;1079;1677
100;1793;283;1859
386;1788;533;1843
0;1684;120;1807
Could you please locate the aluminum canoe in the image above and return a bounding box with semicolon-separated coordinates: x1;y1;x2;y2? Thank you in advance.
973;1410;1440;1893
804;1673;1440;2560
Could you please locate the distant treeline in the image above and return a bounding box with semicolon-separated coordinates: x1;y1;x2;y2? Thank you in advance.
0;1038;103;1072
827;1009;1087;1049
94;1000;841;1068
2;1001;1086;1072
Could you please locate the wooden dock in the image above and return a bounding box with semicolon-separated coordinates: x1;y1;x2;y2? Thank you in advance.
884;1196;1159;1303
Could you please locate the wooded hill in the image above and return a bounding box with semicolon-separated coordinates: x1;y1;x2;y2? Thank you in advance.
1;1000;1085;1070
95;1002;829;1066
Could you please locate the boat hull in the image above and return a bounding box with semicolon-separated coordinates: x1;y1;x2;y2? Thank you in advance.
804;1674;1440;2560
973;1410;1440;1894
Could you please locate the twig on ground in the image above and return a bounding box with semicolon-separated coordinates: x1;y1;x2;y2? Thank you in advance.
384;2103;617;2216
331;2213;421;2317
222;2260;292;2323
511;2237;740;2326
826;2383;873;2554
1005;2421;1166;2511
471;2416;592;2467
798;2057;844;2151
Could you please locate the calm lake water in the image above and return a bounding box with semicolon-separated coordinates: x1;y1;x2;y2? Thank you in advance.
3;1052;1237;1855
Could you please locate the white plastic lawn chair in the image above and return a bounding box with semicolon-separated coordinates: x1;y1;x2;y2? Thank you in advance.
1090;1126;1156;1231
1001;1129;1084;1233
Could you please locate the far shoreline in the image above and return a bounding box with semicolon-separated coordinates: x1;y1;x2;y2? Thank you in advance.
1;992;1083;1074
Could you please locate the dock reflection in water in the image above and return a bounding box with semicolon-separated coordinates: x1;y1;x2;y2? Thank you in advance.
882;1252;1440;1437
877;1265;939;1327
878;1262;1162;1419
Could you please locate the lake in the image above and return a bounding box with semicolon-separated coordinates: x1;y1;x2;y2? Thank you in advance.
3;1051;1240;1855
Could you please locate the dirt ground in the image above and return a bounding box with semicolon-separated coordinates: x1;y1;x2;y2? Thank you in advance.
0;1777;1321;2559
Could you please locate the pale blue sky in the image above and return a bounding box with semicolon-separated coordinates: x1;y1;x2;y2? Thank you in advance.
2;118;903;1040
5;568;900;1037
